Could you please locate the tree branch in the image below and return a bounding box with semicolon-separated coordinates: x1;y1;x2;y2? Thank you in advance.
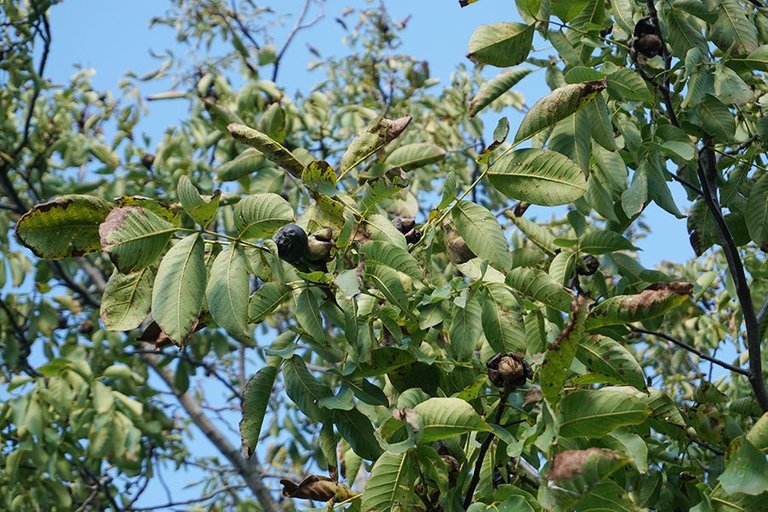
631;327;750;376
463;388;511;508
138;346;282;512
696;140;768;411
130;484;246;511
271;0;323;82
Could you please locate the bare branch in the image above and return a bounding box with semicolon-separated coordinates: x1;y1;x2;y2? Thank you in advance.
130;484;247;511
632;327;750;377
138;346;282;512
271;0;323;82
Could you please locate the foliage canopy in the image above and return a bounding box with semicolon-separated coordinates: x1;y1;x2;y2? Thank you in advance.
3;0;768;510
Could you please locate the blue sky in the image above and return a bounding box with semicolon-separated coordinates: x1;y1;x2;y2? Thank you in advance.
44;0;695;506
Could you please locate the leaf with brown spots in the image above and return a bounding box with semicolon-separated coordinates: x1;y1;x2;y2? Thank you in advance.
16;195;112;259
540;295;589;404
338;115;412;175
548;448;630;509
585;281;693;330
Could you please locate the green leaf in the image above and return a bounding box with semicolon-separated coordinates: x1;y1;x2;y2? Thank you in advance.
344;378;389;407
549;449;630;507
505;266;572;311
366;213;408;249
99;206;177;273
449;294;482;360
711;0;758;55
384;143;446;171
558;387;650;437
228;122;305;178
240;365;278;458
693;94;736;141
366;263;411;316
579;231;637;254
216;148;266;181
100;268;154;331
514;80;605;143
206;246;249;337
746;173;768;245
283;355;332;422
467;22;534;67
585;282;692;329
177;175;220;227
489;148;587;206
548;109;591;172
586;93;616;150
718;437;768;495
333;409;384;460
16;195;112;259
412;398;491;442
747;413;768;452
659;5;708;58
452;200;510;270
339;116;412;175
468;67;532;118
151;234;206;345
295;288;327;343
234;193;294;239
540;297;587;403
362;450;418;512
576;336;646;390
605;68;652;102
249;282;292;323
362;241;422;281
482;284;526;353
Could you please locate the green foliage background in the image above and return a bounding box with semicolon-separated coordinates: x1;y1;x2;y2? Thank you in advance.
2;0;768;510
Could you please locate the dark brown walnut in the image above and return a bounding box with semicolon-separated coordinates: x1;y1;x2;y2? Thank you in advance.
404;228;422;244
576;255;599;276
487;353;533;389
273;223;308;264
141;153;155;170
634;33;663;57
633;15;656;38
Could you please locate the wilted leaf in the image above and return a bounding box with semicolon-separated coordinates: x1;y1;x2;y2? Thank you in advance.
228;122;305;178
585;281;693;329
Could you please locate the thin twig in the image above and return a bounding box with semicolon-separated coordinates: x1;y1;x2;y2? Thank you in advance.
130;484;246;511
632;328;749;376
463;388;511;508
271;0;323;82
